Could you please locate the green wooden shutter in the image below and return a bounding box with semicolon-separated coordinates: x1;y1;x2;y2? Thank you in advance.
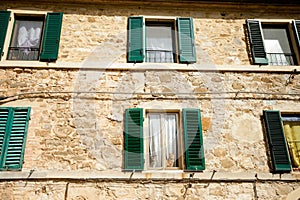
124;108;144;171
127;16;144;63
177;18;196;63
0;11;11;60
0;107;31;171
0;108;10;162
292;20;300;50
246;20;268;65
263;110;291;173
40;12;63;61
183;108;205;171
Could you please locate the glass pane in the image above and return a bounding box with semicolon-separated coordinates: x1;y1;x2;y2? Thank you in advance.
149;114;162;168
262;25;295;65
8;17;43;60
146;22;175;63
164;114;178;167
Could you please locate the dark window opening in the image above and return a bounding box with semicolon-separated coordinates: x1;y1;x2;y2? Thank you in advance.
7;16;44;61
145;21;176;63
262;24;297;66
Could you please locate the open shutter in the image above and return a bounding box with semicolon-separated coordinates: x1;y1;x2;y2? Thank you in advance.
0;108;10;165
127;17;144;63
177;18;196;63
183;108;205;171
40;12;63;61
263;110;291;173
124;108;144;171
0;108;31;171
246;20;268;65
0;11;11;60
292;20;300;50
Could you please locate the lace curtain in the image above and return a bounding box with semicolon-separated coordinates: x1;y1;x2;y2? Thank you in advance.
11;20;43;52
149;113;177;168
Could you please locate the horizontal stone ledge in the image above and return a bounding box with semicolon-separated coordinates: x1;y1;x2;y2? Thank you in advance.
0;61;300;73
0;170;299;182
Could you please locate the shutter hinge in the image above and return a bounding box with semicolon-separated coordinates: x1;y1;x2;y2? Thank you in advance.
9;17;11;21
1;52;4;56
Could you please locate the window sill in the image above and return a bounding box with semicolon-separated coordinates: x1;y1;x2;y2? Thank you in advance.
0;170;297;182
0;61;300;73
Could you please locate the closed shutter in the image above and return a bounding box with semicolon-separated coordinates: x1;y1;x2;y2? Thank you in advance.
40;12;63;61
177;18;196;63
246;20;268;65
127;17;144;63
124;108;144;170
183;108;205;171
263;110;291;173
0;107;31;171
292;20;300;50
0;11;10;60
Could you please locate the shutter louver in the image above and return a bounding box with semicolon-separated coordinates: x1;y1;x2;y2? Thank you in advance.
124;108;144;171
177;18;196;63
0;108;10;159
0;108;30;171
292;20;300;50
263;110;291;173
40;12;63;61
127;17;144;63
183;108;205;171
246;20;268;65
0;11;11;60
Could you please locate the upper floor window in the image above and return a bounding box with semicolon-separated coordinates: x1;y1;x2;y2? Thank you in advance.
127;16;196;64
246;20;300;66
123;108;205;171
0;10;63;62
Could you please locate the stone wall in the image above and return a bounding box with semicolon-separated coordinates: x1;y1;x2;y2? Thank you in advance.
1;1;300;199
1;1;300;65
1;68;299;172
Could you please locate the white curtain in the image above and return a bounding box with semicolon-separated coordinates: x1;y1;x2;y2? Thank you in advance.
164;114;177;167
264;40;288;65
11;20;43;55
149;114;162;168
146;25;174;62
149;113;177;168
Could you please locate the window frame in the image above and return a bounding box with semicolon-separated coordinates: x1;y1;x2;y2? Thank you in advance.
123;108;205;172
144;110;184;170
127;16;196;64
247;19;300;66
0;9;63;62
145;19;178;63
281;113;300;170
7;14;45;61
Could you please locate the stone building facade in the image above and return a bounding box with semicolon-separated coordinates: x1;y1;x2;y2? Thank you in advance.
0;0;300;199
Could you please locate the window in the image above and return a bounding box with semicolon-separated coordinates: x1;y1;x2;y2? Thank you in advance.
148;113;179;169
263;110;300;173
127;17;196;64
281;114;300;169
0;10;63;62
124;108;205;171
0;107;31;171
246;20;300;66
